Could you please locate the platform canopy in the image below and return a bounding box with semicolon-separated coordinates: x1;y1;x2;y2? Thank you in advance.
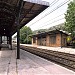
0;0;49;36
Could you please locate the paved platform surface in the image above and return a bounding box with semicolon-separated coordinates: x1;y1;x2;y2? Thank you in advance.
21;44;75;54
0;48;75;75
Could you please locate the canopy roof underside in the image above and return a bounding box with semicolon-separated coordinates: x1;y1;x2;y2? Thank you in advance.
0;0;49;36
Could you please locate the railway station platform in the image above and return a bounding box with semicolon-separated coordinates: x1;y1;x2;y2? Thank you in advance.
21;44;75;54
0;48;75;75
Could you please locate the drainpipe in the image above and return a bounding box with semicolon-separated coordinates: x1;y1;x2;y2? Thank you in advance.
60;32;62;48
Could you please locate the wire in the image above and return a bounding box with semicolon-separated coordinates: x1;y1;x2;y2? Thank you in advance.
50;0;59;7
26;0;60;27
30;13;65;27
37;18;64;29
28;0;70;27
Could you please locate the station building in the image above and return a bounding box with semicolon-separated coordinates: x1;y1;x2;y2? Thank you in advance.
32;30;69;47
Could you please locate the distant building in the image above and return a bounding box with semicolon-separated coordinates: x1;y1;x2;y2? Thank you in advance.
32;30;69;47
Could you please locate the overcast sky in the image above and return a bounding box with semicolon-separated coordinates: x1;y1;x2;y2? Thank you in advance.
26;0;73;31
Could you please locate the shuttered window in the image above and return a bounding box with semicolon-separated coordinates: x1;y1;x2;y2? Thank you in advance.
33;37;36;43
50;35;56;44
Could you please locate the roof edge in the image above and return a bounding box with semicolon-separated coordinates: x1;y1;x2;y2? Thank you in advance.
32;30;69;37
24;0;50;6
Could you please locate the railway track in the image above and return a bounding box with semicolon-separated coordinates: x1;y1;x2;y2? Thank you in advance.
18;45;75;71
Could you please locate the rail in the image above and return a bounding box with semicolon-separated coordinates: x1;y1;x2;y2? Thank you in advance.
14;44;75;71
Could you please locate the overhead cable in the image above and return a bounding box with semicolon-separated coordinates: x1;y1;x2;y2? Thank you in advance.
28;0;70;27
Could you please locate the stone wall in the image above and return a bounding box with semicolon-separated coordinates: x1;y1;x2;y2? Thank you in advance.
32;33;67;47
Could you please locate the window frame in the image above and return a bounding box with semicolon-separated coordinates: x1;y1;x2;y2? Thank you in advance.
33;37;36;43
50;35;56;44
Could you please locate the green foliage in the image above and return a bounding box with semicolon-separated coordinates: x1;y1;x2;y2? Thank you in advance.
65;1;75;37
20;26;32;44
33;23;66;35
33;29;48;35
67;36;72;42
49;23;66;31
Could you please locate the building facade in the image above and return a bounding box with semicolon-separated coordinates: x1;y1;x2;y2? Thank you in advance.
32;30;68;47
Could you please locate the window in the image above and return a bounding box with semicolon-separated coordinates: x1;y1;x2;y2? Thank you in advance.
38;37;41;45
63;38;66;45
33;37;36;43
42;37;46;46
50;35;56;44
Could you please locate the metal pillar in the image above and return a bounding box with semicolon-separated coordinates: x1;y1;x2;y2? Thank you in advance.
7;36;9;44
1;36;2;44
0;36;2;50
17;27;20;59
11;36;12;50
9;36;12;50
16;0;23;59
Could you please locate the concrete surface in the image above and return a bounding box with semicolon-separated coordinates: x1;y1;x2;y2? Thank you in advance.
0;48;75;75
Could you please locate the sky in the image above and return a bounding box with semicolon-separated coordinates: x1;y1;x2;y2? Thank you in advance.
12;0;73;37
26;0;73;31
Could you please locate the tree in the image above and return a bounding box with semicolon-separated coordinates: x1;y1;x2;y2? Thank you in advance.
65;1;75;37
20;26;32;44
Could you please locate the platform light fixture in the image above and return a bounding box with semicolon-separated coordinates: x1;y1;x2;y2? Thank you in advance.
4;29;5;30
